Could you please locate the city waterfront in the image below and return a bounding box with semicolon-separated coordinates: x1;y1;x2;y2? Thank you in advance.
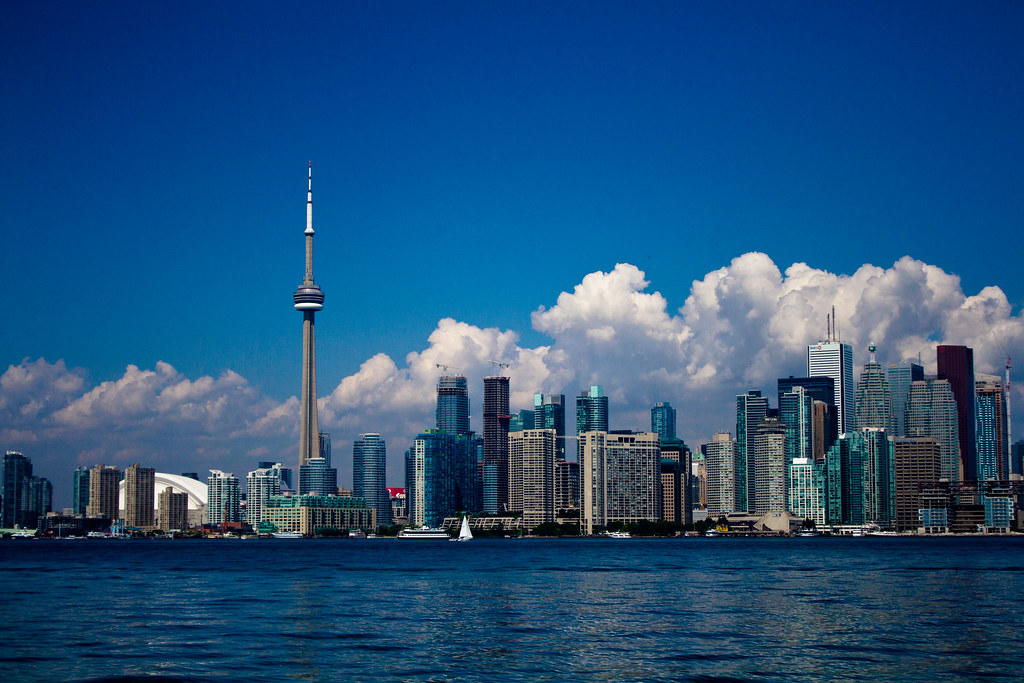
3;536;1023;681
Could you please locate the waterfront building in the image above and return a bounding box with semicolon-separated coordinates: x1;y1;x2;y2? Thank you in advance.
293;163;326;473
2;452;52;529
659;438;692;524
893;437;941;531
246;463;286;528
406;429;478;527
299;457;338;497
535;393;567;461
736;390;769;512
508;429;556;532
976;374;1008;481
207;470;241;525
483;376;510;513
937;345;977;481
825;429;893;526
157;487;189;531
124;463;155;529
651;402;677;441
580;431;660;535
554;460;580;511
855;345;894;433
87;464;121;520
705;432;737;518
353;433;390;528
72;466;90;515
437;375;471;435
779;386;814;469
887;358;925;436
906;379;961;480
750;415;787;514
807;339;855;435
263;494;375;535
789;457;826;527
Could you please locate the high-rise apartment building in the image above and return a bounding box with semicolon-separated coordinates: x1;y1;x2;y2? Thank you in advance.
246;463;286;529
826;429;893;526
975;374;1008;480
855;345;893;432
789;457;826;526
157;487;189;531
576;386;609;434
779;386;814;468
705;432;737;518
405;429;465;527
437;375;471;435
807;340;855;435
736;390;768;512
651;402;677;441
534;393;566;461
906;379;961;480
2;451;51;529
72;466;91;516
937;345;977;481
508;429;556;532
659;438;692;524
483;376;510;513
887;358;924;436
87;464;121;520
299;457;337;497
580;431;660;535
353;433;390;528
750;415;787;514
554;460;580;511
893;437;940;531
779;375;837;454
124;463;155;528
207;470;241;525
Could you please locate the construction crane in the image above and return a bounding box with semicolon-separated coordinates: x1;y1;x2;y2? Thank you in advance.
435;363;462;375
486;359;511;376
1006;355;1012;456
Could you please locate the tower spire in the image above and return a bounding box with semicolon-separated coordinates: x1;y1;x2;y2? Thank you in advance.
294;163;325;472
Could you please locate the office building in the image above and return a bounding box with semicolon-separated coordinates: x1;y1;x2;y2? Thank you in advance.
887;358;924;436
580;431;660;535
353;433;390;528
705;432;737;518
207;470;241;525
246;463;286;529
750;415;787;514
483;376;510;513
157;487;189;531
826;429;893;526
508;429;556;532
87;464;121;520
937;345;977;480
509;409;535;432
659;438;692;524
2;451;51;529
535;393;567;461
779;375;838;454
736;390;769;512
577;386;609;434
72;466;91;516
651;402;677;441
906;379;961;480
855;345;893;433
893;437;941;531
293;164;326;472
299;457;337;497
437;375;471;435
807;339;855;435
406;429;478;527
789;457;826;526
124;463;155;528
779;386;814;468
975;374;1008;481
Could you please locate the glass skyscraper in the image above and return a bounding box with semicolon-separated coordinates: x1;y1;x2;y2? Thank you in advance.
576;386;609;434
937;345;977;481
887;358;924;436
483;376;510;513
975;374;1008;481
437;375;470;436
906;379;961;481
353;433;390;528
651;402;677;441
72;465;91;516
207;470;241;525
855;346;893;433
535;393;566;461
807;340;855;435
735;390;768;513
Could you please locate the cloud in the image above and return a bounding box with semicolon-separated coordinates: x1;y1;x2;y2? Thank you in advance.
4;254;1023;505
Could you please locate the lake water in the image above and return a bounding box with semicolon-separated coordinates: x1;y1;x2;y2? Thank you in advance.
2;536;1022;681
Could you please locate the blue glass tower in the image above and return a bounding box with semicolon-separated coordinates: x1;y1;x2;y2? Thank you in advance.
353;433;390;528
651;402;677;441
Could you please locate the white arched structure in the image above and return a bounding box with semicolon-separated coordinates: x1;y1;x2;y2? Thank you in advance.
118;472;209;511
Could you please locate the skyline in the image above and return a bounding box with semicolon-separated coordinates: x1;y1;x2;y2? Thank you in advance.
3;3;1024;505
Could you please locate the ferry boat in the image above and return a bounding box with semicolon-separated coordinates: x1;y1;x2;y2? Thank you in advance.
606;531;631;539
272;531;303;539
398;526;450;540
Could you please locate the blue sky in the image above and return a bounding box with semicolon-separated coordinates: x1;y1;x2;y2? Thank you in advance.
3;2;1023;504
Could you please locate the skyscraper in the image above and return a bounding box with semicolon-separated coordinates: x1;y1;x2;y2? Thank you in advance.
2;451;33;528
937;345;977;480
778;375;837;453
246;463;286;529
437;375;470;435
906;379;961;481
659;438;692;524
887;358;924;436
893;437;940;531
750;414;786;514
508;429;556;532
72;466;91;516
855;345;893;432
826;431;892;526
483;376;510;513
735;390;768;512
157;487;189;531
293;163;326;470
580;431;660;535
207;470;241;525
807;340;855;435
576;385;609;434
779;386;814;469
353;433;390;528
705;432;737;518
534;393;566;461
124;463;155;528
789;457;826;526
87;464;121;520
975;374;1008;480
651;402;677;441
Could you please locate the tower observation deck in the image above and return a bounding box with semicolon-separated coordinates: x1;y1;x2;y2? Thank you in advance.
295;163;324;468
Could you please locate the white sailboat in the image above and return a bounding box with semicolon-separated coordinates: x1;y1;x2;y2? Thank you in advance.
452;516;473;542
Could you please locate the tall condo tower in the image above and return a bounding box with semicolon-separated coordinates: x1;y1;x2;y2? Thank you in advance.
294;163;325;469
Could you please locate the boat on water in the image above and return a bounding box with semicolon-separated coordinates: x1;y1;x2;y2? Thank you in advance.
606;531;631;539
704;529;720;537
797;529;821;537
450;516;473;542
864;530;899;537
349;529;367;539
398;526;450;540
272;531;303;539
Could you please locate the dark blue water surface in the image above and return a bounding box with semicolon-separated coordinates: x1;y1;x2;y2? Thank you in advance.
2;536;1023;682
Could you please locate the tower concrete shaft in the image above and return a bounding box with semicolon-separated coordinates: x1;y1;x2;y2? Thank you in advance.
294;163;325;467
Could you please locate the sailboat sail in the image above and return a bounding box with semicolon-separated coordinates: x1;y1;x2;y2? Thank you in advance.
458;516;473;541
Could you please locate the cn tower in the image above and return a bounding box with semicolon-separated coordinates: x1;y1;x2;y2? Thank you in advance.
293;162;325;468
